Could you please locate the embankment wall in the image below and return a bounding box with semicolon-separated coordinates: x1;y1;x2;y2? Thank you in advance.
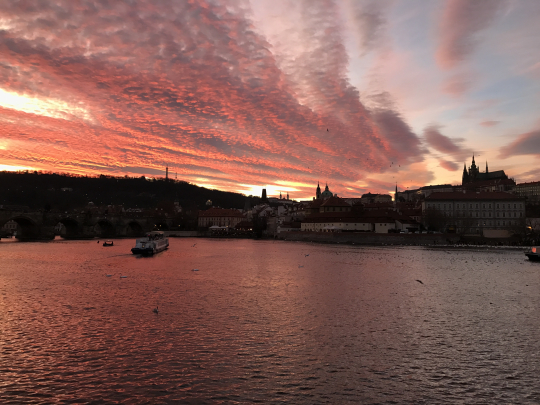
279;231;459;245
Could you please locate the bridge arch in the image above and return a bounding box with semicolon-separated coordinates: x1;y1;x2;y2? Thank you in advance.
95;219;116;238
57;217;82;239
126;221;144;237
7;216;40;240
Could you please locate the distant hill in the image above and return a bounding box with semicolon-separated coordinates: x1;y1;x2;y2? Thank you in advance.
0;171;259;212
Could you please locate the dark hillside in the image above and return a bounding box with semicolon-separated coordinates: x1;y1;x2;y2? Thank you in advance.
0;171;260;212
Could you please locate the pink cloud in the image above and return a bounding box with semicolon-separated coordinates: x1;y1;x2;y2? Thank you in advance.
349;0;390;54
441;73;472;96
436;0;504;69
439;159;459;171
479;120;500;127
424;125;467;156
499;129;540;158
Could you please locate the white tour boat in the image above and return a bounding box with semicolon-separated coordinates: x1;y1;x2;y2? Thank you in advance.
131;231;169;256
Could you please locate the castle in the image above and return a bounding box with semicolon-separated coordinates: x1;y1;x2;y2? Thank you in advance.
462;155;509;185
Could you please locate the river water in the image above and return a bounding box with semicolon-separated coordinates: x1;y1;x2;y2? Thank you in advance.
1;238;539;404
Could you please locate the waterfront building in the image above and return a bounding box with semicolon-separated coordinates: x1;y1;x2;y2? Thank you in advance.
513;181;540;203
301;212;390;233
1;219;17;235
362;202;394;211
423;191;525;236
198;207;245;229
300;208;419;233
360;193;392;204
418;184;454;198
319;197;351;213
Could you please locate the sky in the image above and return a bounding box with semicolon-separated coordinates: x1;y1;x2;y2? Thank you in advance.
1;0;540;200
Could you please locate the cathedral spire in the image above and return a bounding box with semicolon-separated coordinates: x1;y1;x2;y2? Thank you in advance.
486;161;489;173
462;163;469;185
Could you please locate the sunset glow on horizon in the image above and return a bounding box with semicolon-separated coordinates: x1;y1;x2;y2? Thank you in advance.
1;0;540;200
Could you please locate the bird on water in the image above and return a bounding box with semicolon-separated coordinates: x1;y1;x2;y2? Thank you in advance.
153;306;159;314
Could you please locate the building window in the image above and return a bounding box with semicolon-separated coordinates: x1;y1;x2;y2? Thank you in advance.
482;204;485;209
489;204;492;209
476;203;479;209
497;204;500;209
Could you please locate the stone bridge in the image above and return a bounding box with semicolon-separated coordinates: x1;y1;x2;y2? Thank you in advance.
0;209;174;240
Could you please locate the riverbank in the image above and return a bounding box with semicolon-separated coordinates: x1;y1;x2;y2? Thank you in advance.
278;231;531;246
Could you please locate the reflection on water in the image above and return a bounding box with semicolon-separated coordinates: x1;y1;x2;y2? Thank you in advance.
1;238;539;403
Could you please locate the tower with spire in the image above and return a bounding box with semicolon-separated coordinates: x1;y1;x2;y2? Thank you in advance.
462;163;469;184
316;182;321;199
462;155;509;186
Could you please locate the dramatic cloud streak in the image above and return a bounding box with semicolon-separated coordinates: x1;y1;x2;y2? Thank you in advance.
424;125;467;156
0;0;539;197
499;129;540;158
436;0;504;69
423;125;473;170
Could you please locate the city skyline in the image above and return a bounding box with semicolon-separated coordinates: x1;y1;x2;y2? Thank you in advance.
1;0;540;199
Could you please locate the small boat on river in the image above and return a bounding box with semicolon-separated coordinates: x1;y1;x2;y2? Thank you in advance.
103;240;114;246
131;231;169;256
525;246;540;262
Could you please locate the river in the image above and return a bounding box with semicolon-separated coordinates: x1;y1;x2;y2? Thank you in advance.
1;238;539;404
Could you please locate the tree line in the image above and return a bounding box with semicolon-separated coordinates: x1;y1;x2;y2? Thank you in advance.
0;171;261;214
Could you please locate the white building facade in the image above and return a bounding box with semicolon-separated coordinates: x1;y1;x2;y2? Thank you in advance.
423;191;526;235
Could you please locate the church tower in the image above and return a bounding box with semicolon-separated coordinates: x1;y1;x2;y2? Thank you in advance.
316;182;321;199
469;154;479;181
462;163;469;185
